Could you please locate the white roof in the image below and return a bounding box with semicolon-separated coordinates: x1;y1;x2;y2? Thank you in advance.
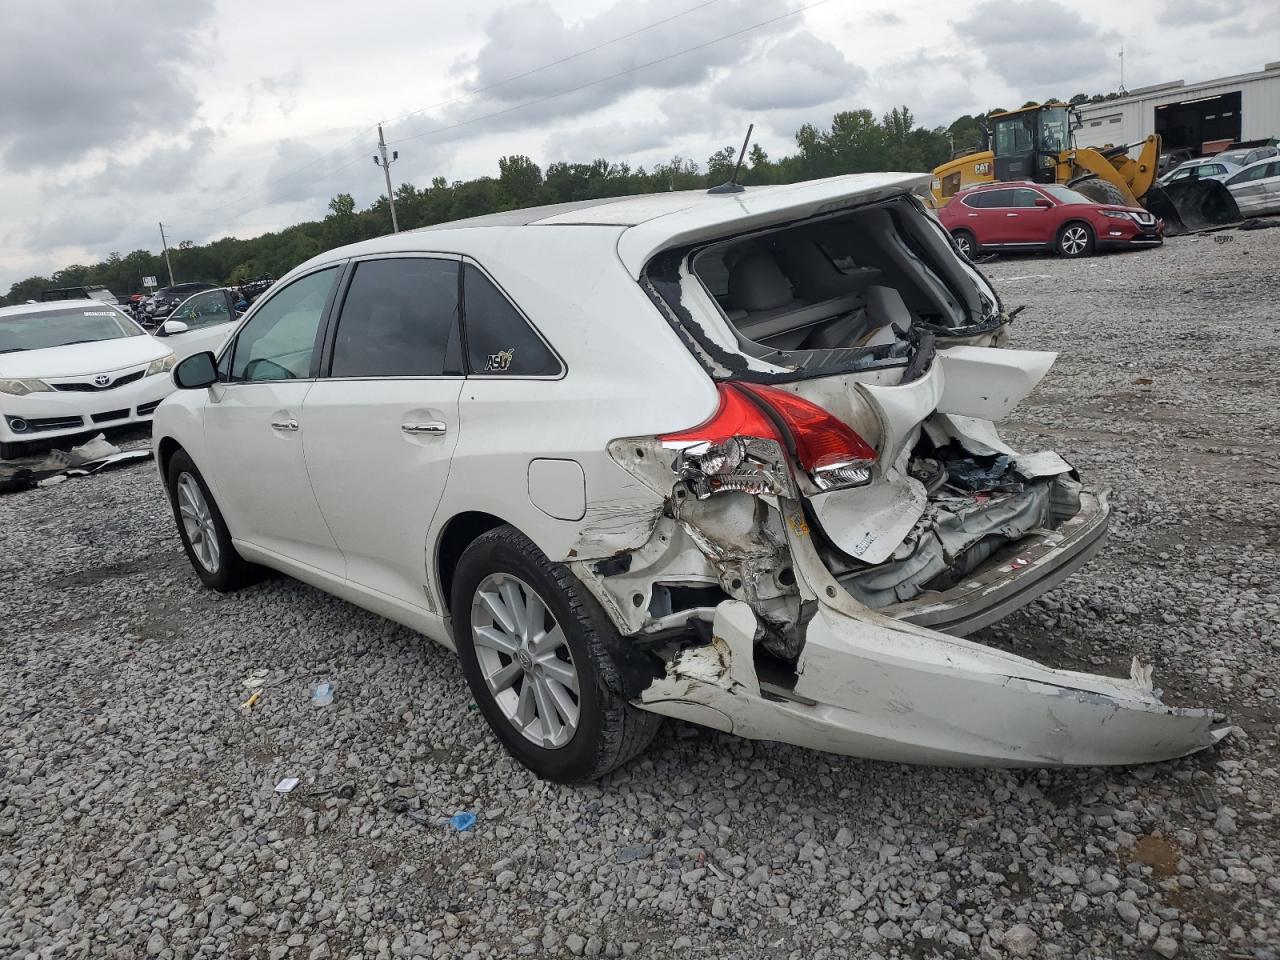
0;299;123;318
290;172;932;279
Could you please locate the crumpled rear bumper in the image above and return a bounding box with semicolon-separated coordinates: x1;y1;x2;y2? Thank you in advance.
636;498;1226;767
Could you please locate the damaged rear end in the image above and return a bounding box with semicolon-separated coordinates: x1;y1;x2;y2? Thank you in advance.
572;178;1224;766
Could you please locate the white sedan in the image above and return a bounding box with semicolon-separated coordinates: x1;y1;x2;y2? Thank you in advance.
154;287;242;360
0;300;176;459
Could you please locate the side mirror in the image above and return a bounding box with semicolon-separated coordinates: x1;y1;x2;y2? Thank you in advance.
1034;198;1053;208
160;319;189;336
173;351;218;389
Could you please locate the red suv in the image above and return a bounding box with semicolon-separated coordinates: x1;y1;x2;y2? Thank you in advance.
938;182;1164;258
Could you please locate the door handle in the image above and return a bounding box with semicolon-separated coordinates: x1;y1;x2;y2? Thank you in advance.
402;421;447;436
1006;213;1018;217
271;418;299;432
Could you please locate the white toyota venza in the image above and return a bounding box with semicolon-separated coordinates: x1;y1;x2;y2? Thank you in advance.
1;300;176;459
154;174;1223;781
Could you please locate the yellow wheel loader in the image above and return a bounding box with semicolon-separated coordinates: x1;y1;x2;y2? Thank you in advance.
930;103;1240;234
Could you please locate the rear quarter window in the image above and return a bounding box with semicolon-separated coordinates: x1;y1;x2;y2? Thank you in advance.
462;264;562;377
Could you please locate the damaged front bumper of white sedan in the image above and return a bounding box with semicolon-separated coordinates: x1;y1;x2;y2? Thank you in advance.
631;497;1226;767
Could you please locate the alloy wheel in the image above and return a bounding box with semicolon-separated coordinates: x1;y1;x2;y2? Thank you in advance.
1061;226;1089;255
470;573;580;749
177;473;220;573
954;234;972;257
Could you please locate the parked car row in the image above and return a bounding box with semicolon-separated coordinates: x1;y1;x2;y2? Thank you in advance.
0;287;240;459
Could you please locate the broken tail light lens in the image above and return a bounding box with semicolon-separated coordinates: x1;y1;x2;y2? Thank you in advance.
735;382;877;491
661;385;791;499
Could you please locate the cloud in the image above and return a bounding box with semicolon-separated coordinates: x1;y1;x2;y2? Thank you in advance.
709;32;865;112
952;1;1116;89
0;0;216;170
78;127;219;195
452;0;795;116
1156;0;1238;26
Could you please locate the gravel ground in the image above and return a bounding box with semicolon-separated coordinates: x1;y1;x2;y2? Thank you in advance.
2;227;1278;960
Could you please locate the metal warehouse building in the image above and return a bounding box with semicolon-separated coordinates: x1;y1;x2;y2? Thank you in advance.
1075;62;1280;154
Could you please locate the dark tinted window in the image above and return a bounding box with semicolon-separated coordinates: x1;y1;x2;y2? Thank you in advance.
965;189;1013;208
330;258;462;378
1010;188;1046;207
463;264;560;376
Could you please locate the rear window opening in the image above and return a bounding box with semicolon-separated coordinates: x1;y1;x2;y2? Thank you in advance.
644;195;1002;384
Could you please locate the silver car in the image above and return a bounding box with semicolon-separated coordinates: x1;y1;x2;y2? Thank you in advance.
1158;156;1244;186
1225;156;1280;217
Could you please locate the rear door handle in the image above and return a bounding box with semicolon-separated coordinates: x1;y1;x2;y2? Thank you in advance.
1006;213;1018;217
402;421;447;436
271;418;299;432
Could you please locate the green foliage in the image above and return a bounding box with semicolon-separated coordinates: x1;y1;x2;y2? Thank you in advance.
1;105;968;306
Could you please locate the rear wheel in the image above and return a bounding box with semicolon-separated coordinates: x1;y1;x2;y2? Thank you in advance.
451;525;662;782
951;229;977;259
166;449;262;591
1057;221;1094;258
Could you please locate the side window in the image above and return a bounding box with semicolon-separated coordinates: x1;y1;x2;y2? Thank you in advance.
1168;169;1190;182
174;290;232;330
981;189;1015;207
230;267;337;382
961;192;990;209
1011;188;1045;207
1230;164;1269;185
329;258;462;378
462;263;561;376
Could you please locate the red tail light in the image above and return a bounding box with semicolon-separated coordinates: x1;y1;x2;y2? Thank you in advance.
736;382;877;490
660;382;877;497
660;384;781;445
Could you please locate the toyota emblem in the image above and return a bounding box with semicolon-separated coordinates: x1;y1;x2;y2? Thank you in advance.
94;374;110;387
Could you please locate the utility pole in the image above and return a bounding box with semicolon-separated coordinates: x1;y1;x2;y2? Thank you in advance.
158;222;176;285
1118;46;1127;95
373;124;400;233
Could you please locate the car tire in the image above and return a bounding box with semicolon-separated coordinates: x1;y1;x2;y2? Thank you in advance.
1057;221;1095;258
951;229;978;259
166;449;262;592
451;525;662;782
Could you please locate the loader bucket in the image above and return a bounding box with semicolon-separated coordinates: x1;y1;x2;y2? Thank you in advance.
1145;180;1241;235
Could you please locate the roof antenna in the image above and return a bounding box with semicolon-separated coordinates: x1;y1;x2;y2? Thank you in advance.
708;123;754;195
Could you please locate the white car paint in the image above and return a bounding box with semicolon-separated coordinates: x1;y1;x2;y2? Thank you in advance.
1226;157;1280;217
0;300;175;455
153;174;1222;770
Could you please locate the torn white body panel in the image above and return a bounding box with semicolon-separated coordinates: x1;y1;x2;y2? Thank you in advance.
936;346;1056;421
639;499;1227;767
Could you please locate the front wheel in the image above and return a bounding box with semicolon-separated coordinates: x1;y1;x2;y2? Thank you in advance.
1057;222;1094;258
166;449;262;591
451;526;662;782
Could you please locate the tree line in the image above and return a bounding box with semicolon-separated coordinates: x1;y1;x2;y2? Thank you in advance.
2;101;1080;305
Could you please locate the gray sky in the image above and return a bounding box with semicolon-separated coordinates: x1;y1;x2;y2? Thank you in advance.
0;0;1274;288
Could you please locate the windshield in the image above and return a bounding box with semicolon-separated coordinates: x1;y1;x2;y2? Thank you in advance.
1038;107;1070;152
993;113;1035;156
0;305;141;354
1041;185;1093;205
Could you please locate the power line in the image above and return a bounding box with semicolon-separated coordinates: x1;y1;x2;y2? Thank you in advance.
388;0;831;148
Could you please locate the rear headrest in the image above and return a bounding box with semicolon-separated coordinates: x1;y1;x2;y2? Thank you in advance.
727;251;794;312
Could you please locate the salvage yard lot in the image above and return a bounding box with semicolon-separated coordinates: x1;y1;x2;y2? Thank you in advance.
2;229;1279;959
